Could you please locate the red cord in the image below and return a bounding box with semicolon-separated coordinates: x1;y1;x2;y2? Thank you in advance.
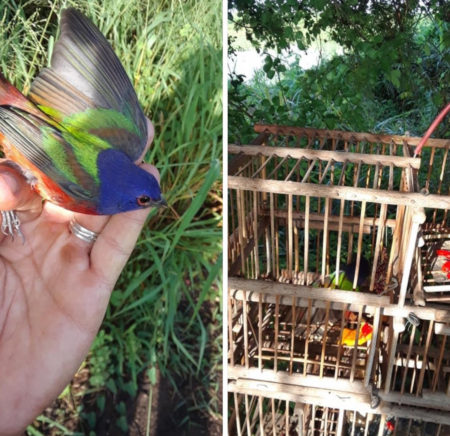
414;103;450;157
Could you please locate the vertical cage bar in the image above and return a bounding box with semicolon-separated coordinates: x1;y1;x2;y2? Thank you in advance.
321;198;330;285
416;320;434;396
285;400;289;435
230;191;236;264
432;334;447;392
244;394;251;436
336;198;345;289
398;210;425;306
320;301;331;378
288;194;293;279
350;306;363;382
228;294;235;366
265;223;271;276
370;202;387;291
309;405;316;435
243;290;249;368
432;147;449;224
271;398;276;435
335;305;347;379
233;393;242;436
275;295;280;372
275;196;280;278
290;296;296;374
270;193;276;276
377;414;386;436
237;189;246;274
351;410;356;436
259;395;265;436
400;324;416;395
336;409;344;436
364;307;381;387
353;202;367;290
258;294;263;371
364;414;371;436
253;191;260;278
384;328;400;394
304;299;312;376
304;196;310;284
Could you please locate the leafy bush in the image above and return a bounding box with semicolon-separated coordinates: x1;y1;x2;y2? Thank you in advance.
229;2;449;143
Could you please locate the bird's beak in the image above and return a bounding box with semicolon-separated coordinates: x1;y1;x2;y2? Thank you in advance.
154;196;167;208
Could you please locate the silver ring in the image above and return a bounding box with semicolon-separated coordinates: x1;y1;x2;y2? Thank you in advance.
69;217;98;243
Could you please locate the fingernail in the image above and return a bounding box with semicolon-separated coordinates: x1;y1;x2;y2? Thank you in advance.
0;170;20;194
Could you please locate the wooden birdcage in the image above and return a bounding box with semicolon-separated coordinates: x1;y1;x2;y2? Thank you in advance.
409;137;450;305
228;392;450;435
227;124;450;435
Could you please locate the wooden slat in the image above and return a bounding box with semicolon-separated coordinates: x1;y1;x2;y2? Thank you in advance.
228;280;450;322
228;379;450;424
253;123;450;148
364;307;381;387
379;391;450;411
229;366;450;412
229;144;421;169
233;393;242;436
229;366;368;393
424;285;450;293
229;277;390;307
229;176;450;209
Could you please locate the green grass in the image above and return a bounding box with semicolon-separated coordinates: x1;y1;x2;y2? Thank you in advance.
0;0;222;433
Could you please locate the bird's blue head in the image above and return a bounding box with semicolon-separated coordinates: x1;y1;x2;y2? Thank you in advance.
97;149;165;215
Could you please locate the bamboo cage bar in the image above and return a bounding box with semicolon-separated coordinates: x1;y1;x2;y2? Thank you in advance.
229;283;450;322
229;365;450;409
228;124;450;436
228;176;450;209
229;379;450;419
253;123;450;148
229;144;421;169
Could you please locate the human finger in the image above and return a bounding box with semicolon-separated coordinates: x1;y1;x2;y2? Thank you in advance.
38;201;110;253
89;164;160;287
135;118;155;163
0;161;41;211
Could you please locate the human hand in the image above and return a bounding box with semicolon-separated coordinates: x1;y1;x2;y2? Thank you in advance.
0;119;158;435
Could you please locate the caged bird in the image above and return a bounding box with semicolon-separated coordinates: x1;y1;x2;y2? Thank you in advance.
329;256;371;291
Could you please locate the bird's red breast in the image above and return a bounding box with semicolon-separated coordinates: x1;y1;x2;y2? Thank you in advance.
1;132;97;214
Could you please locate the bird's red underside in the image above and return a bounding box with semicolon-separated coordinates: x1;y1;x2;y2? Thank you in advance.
0;133;98;215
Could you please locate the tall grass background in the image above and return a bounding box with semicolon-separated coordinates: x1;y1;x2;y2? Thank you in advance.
0;0;222;433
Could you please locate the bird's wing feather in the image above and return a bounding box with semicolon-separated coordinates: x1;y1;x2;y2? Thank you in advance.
0;107;96;202
29;8;147;161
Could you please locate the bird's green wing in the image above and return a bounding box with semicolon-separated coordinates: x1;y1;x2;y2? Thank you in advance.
0;106;97;202
29;8;148;161
330;271;360;291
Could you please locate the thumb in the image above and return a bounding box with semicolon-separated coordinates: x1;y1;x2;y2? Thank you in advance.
0;161;39;211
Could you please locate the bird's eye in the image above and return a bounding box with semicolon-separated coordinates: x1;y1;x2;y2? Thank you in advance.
137;195;151;207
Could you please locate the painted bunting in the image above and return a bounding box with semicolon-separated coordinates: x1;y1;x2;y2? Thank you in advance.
330;257;371;291
0;8;164;224
341;321;373;346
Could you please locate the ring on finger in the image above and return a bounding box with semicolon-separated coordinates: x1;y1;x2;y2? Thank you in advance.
69;217;99;244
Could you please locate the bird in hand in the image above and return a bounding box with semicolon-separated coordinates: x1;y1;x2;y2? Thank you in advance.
0;8;164;238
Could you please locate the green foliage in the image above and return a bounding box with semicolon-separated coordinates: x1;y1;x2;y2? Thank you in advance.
230;0;447;54
0;0;221;433
88;331;115;389
229;1;449;143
